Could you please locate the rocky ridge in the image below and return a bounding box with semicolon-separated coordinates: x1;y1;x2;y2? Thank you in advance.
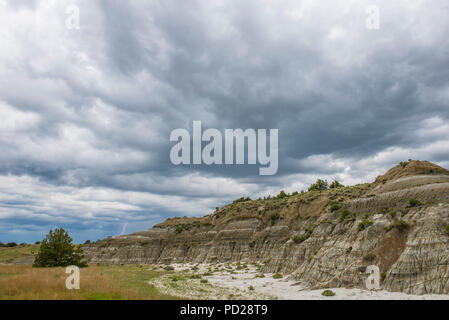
85;160;449;294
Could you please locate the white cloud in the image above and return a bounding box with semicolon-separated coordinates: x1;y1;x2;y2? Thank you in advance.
1;0;449;242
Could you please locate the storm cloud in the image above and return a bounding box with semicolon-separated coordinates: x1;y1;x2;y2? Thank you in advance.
1;0;448;242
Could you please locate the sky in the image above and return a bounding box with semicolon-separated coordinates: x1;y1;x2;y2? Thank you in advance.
0;0;449;243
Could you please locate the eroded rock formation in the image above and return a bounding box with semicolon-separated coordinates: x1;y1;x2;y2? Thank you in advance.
85;160;449;294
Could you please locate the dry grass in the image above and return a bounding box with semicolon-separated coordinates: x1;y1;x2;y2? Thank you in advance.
0;264;178;300
0;245;39;264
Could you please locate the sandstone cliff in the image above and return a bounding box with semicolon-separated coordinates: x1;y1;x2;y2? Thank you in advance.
85;160;449;294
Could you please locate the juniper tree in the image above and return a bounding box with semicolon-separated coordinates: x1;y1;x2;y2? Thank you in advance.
308;179;329;192
33;228;87;268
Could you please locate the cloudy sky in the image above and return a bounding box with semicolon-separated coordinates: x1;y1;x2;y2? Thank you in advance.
1;0;448;243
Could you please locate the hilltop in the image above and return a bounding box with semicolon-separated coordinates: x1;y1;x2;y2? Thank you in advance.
85;160;449;295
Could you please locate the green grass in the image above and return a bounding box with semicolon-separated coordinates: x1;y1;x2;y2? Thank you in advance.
103;265;179;299
0;264;179;300
0;244;39;264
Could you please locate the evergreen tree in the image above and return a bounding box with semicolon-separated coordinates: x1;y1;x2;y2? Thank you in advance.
308;179;329;192
329;180;344;189
33;228;87;268
277;190;289;199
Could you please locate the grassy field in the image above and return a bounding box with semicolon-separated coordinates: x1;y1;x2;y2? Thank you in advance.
0;244;39;264
0;264;179;300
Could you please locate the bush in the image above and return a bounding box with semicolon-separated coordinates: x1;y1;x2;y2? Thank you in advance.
363;252;377;262
33;228;87;268
330;204;340;212
175;226;183;234
273;273;283;279
233;197;251;204
308;179;328;192
329;180;344;189
340;210;351;220
6;242;18;247
394;220;410;232
248;286;255;291
399;161;408;168
346;247;353;254
200;279;208;284
270;213;280;226
388;211;397;218
409;199;422;207
292;225;315;244
321;290;336;297
276;190;289;199
292;235;308;244
35;241;41;245
358;220;374;231
445;225;449;235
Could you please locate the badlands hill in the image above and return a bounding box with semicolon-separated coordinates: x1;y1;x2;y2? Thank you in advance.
85;160;449;295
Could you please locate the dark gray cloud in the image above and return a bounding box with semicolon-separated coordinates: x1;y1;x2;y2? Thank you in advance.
0;0;449;243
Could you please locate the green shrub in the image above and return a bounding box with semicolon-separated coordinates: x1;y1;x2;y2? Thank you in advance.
363;252;377;262
358;220;374;231
33;228;87;268
346;247;353;254
330;204;340;212
329;180;344;189
445;225;449;235
248;286;255;291
388;211;397;218
399;161;408;168
200;279;208;284
321;290;336;297
394;220;410;231
409;199;422;207
270;213;280;226
292;225;315;244
292;235;307;244
175;226;183;234
276;190;289;199
273;273;283;279
340;210;351;221
308;179;328;192
169;275;185;282
233;197;251;204
6;242;18;247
